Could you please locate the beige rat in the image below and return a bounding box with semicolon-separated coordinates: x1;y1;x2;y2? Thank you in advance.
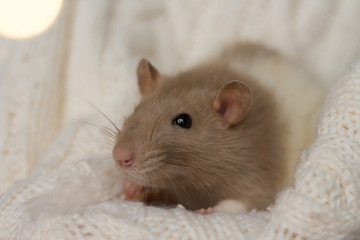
113;44;324;213
113;49;290;212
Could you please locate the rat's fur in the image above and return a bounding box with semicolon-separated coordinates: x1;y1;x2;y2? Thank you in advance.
114;63;285;211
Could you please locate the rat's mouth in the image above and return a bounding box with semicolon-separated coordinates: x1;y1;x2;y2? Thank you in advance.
116;157;171;188
120;168;161;189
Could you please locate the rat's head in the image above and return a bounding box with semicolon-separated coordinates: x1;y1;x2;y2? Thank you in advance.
113;59;252;189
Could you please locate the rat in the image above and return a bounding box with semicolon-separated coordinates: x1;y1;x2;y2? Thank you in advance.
112;45;289;213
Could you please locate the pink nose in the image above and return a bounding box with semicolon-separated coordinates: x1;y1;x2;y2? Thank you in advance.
113;145;134;167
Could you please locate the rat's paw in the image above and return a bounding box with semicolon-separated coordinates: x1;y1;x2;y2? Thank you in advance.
176;204;185;209
213;199;248;214
122;179;144;201
195;207;214;215
195;199;247;214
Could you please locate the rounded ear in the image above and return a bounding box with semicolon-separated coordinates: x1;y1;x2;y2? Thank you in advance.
136;58;161;96
212;81;252;127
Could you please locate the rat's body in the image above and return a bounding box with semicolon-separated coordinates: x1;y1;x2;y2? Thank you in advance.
113;45;291;211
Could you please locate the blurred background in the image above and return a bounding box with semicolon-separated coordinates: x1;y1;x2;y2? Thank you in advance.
0;0;360;193
0;0;63;39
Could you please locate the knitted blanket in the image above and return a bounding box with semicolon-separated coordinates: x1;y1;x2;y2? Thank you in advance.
1;1;360;239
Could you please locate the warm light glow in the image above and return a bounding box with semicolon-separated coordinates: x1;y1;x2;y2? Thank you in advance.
0;0;63;39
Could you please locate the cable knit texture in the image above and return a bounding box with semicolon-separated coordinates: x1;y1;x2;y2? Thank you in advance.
1;0;360;239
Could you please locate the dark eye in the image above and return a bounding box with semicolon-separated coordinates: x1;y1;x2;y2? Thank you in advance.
172;113;192;129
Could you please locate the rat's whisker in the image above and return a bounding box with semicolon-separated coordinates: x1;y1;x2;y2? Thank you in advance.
63;117;117;140
146;172;160;203
159;169;181;205
165;168;192;206
155;169;169;203
66;88;121;133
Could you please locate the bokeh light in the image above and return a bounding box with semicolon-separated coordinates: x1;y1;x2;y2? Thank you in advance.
0;0;63;39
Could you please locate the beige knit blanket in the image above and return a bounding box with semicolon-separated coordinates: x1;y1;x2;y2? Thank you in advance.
1;1;360;239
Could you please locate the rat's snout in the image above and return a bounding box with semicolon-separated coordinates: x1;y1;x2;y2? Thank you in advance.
113;143;135;168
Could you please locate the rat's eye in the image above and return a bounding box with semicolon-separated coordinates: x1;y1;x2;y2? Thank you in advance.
172;113;192;129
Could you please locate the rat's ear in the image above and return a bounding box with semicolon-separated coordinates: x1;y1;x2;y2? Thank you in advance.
137;58;161;96
212;81;251;127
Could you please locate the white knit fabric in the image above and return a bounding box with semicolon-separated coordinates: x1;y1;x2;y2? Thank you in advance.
1;0;360;239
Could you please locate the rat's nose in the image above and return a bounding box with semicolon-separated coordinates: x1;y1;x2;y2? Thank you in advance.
113;145;134;167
